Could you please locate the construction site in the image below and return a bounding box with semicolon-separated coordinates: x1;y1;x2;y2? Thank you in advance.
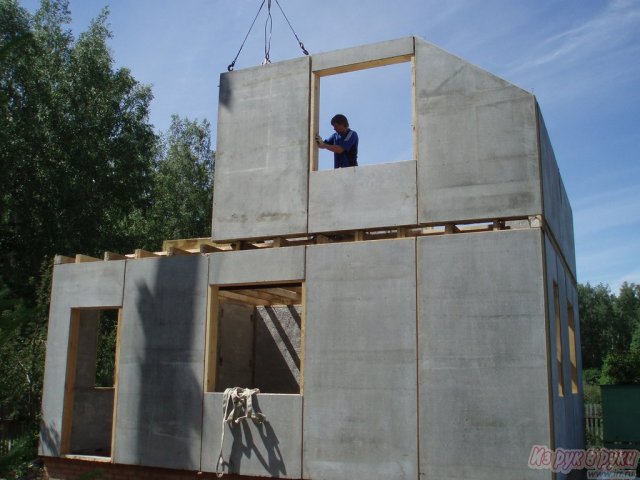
39;36;584;480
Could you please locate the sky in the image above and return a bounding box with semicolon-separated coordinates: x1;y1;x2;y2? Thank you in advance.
19;0;640;292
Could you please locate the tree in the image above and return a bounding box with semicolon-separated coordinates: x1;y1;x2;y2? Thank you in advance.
0;0;156;299
130;115;215;249
578;283;616;370
579;282;640;385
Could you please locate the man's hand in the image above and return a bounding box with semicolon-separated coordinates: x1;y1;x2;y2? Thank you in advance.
315;134;323;146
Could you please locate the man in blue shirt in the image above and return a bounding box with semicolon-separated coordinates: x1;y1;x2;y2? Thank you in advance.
316;114;358;168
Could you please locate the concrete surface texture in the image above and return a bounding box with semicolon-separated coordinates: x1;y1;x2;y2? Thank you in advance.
303;239;418;479
212;57;310;241
40;260;126;457
113;256;208;471
308;160;417;232
418;230;551;480
40;36;583;480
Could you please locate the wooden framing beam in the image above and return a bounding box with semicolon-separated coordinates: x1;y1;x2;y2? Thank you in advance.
75;254;100;263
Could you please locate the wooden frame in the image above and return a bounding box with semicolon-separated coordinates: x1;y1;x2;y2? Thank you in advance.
204;282;305;394
309;43;417;172
60;307;122;459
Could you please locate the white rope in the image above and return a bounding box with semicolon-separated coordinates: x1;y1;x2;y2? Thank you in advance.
216;387;266;477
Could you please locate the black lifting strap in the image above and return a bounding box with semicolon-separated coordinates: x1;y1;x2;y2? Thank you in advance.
227;0;309;72
273;0;309;56
228;0;266;72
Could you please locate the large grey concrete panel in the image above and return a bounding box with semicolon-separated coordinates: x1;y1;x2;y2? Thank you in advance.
544;234;584;464
209;246;305;285
308;160;417;233
418;230;550;480
40;261;126;457
312;37;414;73
201;393;302;478
113;256;208;471
304;239;418;480
415;38;541;224
539;109;576;277
212;57;310;240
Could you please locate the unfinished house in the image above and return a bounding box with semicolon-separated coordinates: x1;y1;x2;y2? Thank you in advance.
40;37;584;480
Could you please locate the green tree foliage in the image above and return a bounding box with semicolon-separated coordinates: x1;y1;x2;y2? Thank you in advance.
579;282;640;385
128;115;215;250
0;2;216;475
0;0;156;298
578;283;617;370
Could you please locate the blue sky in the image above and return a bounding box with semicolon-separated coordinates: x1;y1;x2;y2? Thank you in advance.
20;0;640;292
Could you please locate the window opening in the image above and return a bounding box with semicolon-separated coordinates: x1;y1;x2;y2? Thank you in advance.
62;308;121;457
313;61;414;171
553;282;565;397
206;283;304;395
567;303;579;394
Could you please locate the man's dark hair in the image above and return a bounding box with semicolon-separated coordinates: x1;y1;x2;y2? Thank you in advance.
331;114;349;128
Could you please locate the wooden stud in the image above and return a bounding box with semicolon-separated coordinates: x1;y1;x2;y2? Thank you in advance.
354;231;365;242
444;224;460;234
313;54;413;77
272;237;288;248
110;309;123;458
60;310;81;454
234;288;295;306
397;228;408;238
310;72;321;172
200;244;226;253
104;252;127;261
167;246;193;257
262;287;302;303
300;282;306;395
204;287;220;392
134;249;159;259
54;255;75;265
315;234;330;244
75;254;101;263
218;290;266;306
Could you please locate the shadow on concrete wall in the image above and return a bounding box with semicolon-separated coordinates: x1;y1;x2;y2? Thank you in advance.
127;256;204;469
39;421;60;456
227;397;287;476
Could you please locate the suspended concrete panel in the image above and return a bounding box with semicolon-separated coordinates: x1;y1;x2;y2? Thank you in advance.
311;36;414;74
303;239;418;480
308;160;417;233
414;38;541;224
418;230;550;480
113;256;208;471
212;57;311;241
40;260;126;457
201;393;303;478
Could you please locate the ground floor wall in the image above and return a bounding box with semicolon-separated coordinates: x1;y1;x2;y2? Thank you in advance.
40;227;582;480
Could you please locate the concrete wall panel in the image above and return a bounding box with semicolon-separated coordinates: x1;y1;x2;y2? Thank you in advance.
415;38;541;224
212;57;310;240
312;37;414;73
418;230;550;480
40;261;126;457
303;239;417;480
209;246;305;286
113;256;208;471
201;393;302;478
539;109;576;277
308;160;417;232
544;233;584;461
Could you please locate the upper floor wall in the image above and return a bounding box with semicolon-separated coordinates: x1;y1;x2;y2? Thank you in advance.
211;36;575;277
